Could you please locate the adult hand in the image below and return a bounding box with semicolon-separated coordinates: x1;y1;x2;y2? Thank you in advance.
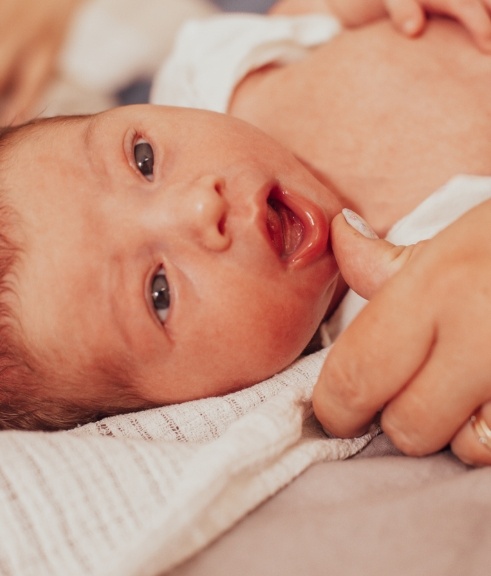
384;0;491;52
269;0;491;53
313;202;491;466
0;0;82;124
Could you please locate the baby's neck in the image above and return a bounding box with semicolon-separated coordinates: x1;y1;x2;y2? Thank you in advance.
230;18;491;235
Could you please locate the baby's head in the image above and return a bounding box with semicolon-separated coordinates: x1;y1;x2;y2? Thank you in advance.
0;104;341;430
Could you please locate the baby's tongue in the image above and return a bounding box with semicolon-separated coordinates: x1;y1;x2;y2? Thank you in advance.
267;199;303;258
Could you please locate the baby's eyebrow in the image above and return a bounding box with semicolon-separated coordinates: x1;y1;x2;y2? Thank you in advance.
20;113;93;135
81;115;122;196
81;116;101;181
0;115;85;155
83;115;97;150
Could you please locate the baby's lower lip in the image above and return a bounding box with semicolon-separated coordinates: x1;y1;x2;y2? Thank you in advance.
266;197;303;259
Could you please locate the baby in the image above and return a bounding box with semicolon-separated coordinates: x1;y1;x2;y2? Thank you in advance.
1;0;491;432
0;106;342;430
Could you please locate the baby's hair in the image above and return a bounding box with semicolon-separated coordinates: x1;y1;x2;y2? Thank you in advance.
0;118;155;431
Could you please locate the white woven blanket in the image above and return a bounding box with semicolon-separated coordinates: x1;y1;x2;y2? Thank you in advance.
0;349;376;576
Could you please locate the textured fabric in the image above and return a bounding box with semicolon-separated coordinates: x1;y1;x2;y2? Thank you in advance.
0;351;377;576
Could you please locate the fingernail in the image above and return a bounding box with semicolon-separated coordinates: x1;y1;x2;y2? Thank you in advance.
341;208;378;239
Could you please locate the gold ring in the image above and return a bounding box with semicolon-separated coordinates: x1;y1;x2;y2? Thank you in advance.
470;407;491;452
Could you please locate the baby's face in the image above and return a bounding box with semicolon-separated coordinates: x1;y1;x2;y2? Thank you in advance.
6;105;340;406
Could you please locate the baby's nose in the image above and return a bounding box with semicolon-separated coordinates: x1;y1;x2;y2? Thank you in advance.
184;175;231;252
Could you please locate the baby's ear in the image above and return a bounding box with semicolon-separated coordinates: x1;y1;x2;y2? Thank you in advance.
331;209;419;300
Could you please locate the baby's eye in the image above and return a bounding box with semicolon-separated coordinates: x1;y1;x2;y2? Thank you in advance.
151;268;171;323
134;139;154;181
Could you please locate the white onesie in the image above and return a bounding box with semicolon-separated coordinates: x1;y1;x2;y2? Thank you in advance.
151;13;341;112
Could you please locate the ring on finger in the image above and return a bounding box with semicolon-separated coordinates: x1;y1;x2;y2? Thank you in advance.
470;407;491;452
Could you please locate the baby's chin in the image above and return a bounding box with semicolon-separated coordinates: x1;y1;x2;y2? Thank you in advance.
301;325;325;356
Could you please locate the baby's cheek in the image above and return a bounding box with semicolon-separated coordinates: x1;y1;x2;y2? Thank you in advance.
255;298;318;362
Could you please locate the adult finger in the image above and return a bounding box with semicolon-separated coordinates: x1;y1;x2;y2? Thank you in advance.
384;0;427;36
331;210;423;300
313;270;435;438
452;402;491;466
429;0;491;52
380;320;491;456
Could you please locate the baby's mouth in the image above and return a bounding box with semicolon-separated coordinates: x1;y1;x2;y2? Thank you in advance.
266;193;303;259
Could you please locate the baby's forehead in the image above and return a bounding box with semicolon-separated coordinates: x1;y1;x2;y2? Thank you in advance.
1;116;94;182
9;114;88;137
1;115;93;223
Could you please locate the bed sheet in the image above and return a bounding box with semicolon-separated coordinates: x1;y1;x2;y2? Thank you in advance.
170;438;491;576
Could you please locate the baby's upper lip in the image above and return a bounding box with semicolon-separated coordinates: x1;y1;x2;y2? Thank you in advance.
264;185;329;266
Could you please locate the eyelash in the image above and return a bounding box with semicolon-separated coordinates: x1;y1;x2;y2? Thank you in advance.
151;267;171;323
134;138;154;181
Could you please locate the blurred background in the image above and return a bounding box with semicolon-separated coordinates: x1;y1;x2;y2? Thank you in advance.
0;0;280;121
117;0;276;105
214;0;275;11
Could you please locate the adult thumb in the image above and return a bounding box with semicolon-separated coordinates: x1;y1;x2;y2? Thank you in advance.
332;209;419;300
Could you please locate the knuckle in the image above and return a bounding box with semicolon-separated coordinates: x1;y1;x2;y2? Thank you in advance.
451;429;491;467
451;446;479;467
323;352;371;410
382;413;429;457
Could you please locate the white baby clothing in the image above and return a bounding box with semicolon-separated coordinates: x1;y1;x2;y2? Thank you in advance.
151;13;341;112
